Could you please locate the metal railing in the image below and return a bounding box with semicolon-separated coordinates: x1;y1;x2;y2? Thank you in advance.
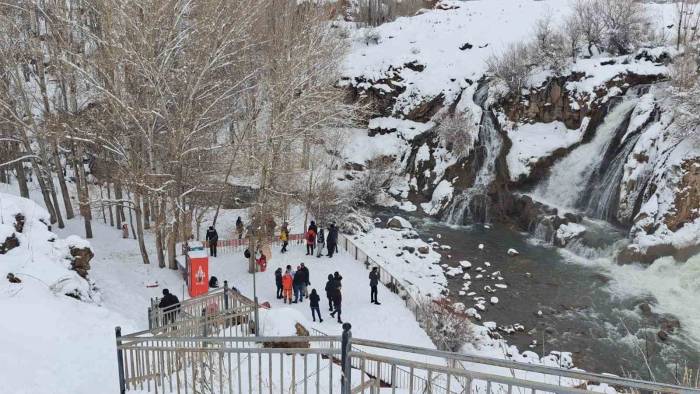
115;325;700;394
148;283;256;331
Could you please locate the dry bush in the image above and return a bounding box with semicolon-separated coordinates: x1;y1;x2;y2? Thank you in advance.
486;42;533;93
437;109;477;160
416;299;474;352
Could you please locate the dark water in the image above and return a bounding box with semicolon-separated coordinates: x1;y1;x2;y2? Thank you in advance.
373;208;700;384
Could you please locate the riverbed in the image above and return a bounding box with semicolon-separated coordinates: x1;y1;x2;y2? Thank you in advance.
373;208;700;384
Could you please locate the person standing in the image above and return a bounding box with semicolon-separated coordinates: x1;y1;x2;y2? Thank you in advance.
158;289;180;325
206;225;219;257
299;263;310;298
309;220;318;235
316;227;325;257
235;217;244;240
293;266;305;303
282;266;293;304
309;289;323;322
369;267;381;305
280;222;289;254
326;224;338;258
305;227;316;256
324;274;335;312
275;267;283;299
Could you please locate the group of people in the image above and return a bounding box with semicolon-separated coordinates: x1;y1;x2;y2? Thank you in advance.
275;264;311;304
301;221;339;258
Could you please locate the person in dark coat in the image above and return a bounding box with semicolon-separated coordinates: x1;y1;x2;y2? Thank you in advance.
235;217;244;240
206;225;219;257
309;220;318;235
209;276;219;288
309;289;323;322
326;224;338;258
158;289;180;325
329;273;343;323
299;263;310;297
293;266;305;303
369;267;381;304
274;268;283;299
324;274;335;312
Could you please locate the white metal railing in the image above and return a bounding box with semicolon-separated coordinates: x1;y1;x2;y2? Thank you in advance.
115;326;700;394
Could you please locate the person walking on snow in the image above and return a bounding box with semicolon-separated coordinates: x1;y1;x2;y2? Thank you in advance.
316;227;325;257
326;224;338;258
282;266;293;304
280;222;290;253
235;217;244;240
324;274;335;312
293;266;305;303
369;267;381;305
274;267;283;299
206;225;219;257
309;289;323;322
299;263;310;298
305;227;316;256
329;272;343;323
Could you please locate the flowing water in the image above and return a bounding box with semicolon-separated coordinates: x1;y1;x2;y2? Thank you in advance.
375;208;700;383
533;99;637;212
444;85;503;225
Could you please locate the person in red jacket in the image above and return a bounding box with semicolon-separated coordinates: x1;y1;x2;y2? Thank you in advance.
305;228;316;256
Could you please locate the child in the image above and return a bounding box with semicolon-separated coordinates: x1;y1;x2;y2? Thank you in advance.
282;266;293;304
309;289;323;322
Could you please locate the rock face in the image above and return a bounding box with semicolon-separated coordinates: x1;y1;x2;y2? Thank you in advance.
666;158;700;232
70;246;94;278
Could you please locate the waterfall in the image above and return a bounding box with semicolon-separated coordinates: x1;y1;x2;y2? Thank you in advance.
582;133;642;222
443;84;503;224
533;99;637;212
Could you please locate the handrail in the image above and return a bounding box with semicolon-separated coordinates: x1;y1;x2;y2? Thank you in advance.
115;333;700;394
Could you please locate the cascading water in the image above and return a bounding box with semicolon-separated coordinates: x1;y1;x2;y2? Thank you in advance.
444;84;503;224
583;132;642;222
533;99;637;212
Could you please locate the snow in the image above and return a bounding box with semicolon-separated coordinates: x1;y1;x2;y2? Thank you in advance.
556;222;586;241
351;226;447;299
507;248;519;256
420;179;454;215
258;307;309;337
415;143;431;163
342;127;404;164
505;119;590;181
368;117;435;141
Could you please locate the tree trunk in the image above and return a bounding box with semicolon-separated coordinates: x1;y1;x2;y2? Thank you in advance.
14;161;29;198
99;184;107;224
134;192;150;264
143;196;151;230
168;197;179;270
155;198;166;268
52;138;74;219
127;191;136;239
73;143;92;238
106;182;114;227
115;182;125;226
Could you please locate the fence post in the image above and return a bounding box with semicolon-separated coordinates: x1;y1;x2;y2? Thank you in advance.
254;296;260;337
115;326;126;394
202;307;208;339
341;322;352;394
223;280;230;310
147;306;153;330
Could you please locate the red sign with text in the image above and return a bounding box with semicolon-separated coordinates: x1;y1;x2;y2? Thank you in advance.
187;251;209;297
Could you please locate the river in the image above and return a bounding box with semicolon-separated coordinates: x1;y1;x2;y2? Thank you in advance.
373;207;700;384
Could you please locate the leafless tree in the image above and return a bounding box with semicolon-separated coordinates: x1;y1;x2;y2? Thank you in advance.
486;42;533;94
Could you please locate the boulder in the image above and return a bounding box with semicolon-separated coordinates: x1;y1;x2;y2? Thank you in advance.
6;273;21;283
70;246;94;278
0;234;19;254
507;248;520;256
402;246;416;254
387;216;412;229
13;213;25;233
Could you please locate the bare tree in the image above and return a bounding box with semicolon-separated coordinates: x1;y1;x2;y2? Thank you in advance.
486;42;533;93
